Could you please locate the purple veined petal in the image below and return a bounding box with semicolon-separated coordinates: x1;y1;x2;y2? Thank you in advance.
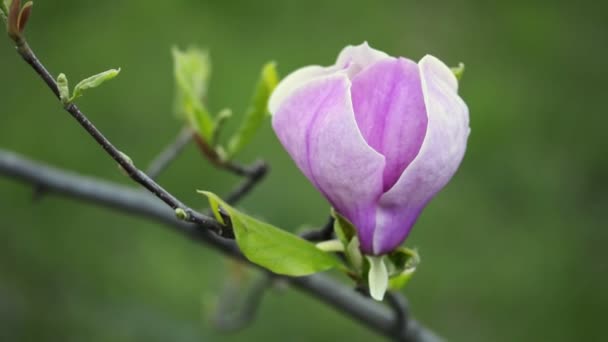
335;42;392;79
351;57;428;192
271;73;386;252
372;55;470;255
269;65;341;114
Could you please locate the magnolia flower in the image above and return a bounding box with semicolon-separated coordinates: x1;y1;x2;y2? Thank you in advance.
270;42;469;256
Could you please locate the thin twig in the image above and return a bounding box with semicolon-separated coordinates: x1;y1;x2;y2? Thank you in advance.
192;133;266;178
146;125;268;204
156;120;268;204
224;160;268;205
0;149;444;342
146;126;194;180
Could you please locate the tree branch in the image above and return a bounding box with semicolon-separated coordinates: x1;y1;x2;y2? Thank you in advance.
0;149;443;342
224;160;268;205
386;291;410;336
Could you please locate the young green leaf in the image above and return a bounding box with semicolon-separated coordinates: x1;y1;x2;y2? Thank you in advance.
386;247;420;290
56;73;70;104
191;105;214;143
388;268;416;290
211;108;232;147
172;46;210;105
17;0;31;33
331;208;356;247
199;191;339;276
1;1;9;19
451;62;465;81
345;236;363;272
172;46;214;141
71;68;120;101
7;0;19;37
226;62;278;158
315;239;344;253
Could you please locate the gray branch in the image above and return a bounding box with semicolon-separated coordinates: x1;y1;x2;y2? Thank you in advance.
0;149;443;342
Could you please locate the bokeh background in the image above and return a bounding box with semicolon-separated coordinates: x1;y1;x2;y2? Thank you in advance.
1;0;607;341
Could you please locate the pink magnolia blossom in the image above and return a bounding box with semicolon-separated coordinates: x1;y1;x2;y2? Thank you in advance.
270;43;470;255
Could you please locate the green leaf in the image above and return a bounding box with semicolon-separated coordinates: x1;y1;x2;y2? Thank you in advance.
388;269;416;290
211;108;232;146
315;239;344;253
199;191;339;276
56;73;70;104
345;236;363;272
451;62;465;81
172;46;214;141
331;208;356;247
386;247;420;290
191;106;214;142
226;62;278;158
71;68;120;101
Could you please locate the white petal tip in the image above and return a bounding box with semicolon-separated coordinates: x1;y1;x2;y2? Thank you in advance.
419;54;459;91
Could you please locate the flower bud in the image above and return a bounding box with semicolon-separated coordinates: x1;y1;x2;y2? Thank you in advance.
270;42;470;255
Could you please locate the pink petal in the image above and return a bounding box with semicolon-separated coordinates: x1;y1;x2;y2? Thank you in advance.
351;57;428;192
335;42;391;79
269;65;340;114
372;55;470;254
271;74;385;252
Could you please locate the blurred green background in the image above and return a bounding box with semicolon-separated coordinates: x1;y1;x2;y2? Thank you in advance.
1;0;607;341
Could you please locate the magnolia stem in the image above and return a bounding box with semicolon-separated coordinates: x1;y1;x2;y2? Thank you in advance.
189;129;269;203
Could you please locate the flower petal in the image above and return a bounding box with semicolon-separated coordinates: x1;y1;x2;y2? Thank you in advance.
372;55;470;254
271;74;385;252
351;57;428;192
269;65;340;114
335;42;391;79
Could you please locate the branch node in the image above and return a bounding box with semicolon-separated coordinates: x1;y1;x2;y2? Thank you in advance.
175;208;188;220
